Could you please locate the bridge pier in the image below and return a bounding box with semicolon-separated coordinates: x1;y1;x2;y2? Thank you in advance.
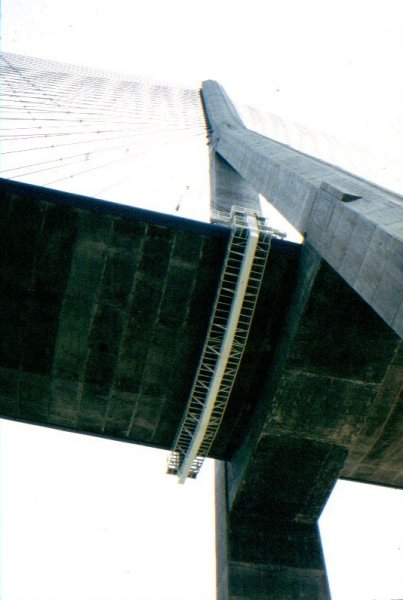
215;461;330;600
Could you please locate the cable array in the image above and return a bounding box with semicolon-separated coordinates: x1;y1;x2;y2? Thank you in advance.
0;52;210;218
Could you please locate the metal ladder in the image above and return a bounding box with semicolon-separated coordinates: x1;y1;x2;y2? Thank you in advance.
167;207;275;482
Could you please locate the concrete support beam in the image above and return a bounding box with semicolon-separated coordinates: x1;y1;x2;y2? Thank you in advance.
201;81;403;338
215;461;331;600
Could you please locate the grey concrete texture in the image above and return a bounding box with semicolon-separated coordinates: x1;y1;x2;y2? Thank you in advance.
215;244;400;598
0;178;304;460
202;80;403;338
226;244;402;517
227;562;330;600
208;134;401;600
215;462;331;600
0;179;229;449
2;53;401;600
210;152;261;216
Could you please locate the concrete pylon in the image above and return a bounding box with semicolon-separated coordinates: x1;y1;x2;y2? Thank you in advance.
201;80;403;338
209;152;261;217
202;80;403;599
205;106;332;598
215;462;331;600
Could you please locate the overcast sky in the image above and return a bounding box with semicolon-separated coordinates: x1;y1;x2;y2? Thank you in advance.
3;0;403;154
1;1;403;599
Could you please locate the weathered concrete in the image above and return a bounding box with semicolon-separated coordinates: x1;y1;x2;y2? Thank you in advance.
216;461;331;600
0;178;300;458
225;241;401;504
209;145;329;599
0;178;227;449
214;243;401;600
205;127;402;598
201;81;403;532
201;80;403;338
1;70;403;600
209;151;261;216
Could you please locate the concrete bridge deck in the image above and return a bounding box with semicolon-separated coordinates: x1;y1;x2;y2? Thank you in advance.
1;173;401;475
1;176;401;599
0;178;300;459
1;176;401;489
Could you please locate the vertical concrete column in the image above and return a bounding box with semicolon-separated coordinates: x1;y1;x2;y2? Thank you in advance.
210;152;261;216
215;461;331;600
202;83;261;218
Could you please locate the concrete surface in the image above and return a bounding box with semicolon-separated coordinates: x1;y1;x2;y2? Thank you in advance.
0;178;299;458
202;84;402;599
1;73;402;600
202;80;403;338
0;178;227;449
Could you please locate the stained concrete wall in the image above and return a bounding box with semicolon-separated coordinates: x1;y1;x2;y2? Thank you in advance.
204;107;402;598
208;144;333;600
215;243;401;599
1;76;402;600
0;179;228;449
0;178;303;461
216;461;331;600
227;242;401;506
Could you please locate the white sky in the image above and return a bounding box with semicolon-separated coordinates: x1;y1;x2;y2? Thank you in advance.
0;421;216;600
2;0;403;155
1;1;403;599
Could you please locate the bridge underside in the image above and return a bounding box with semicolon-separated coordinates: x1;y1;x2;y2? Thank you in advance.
0;178;301;459
1;173;402;600
1;176;401;482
